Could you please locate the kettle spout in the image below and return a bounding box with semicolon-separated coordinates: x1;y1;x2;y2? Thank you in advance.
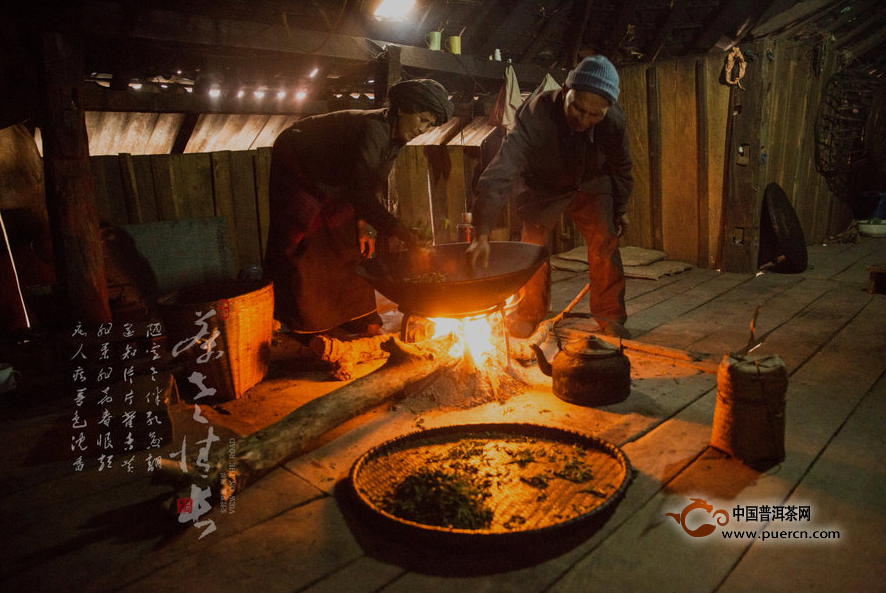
530;344;553;377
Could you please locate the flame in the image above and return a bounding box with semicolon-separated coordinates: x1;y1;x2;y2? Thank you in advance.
429;314;497;364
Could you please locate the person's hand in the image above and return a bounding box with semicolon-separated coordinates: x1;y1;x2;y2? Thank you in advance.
358;228;376;257
615;212;630;237
465;234;490;271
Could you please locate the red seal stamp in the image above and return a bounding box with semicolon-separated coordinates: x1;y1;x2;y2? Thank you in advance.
177;498;193;514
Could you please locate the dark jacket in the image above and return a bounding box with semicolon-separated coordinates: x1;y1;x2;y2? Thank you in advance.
472;89;633;236
268;108;403;237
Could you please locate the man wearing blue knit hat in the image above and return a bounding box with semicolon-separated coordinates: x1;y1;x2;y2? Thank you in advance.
468;55;633;339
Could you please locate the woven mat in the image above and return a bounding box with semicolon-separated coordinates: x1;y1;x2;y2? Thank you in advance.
619;246;667;267
554;245;667;267
624;259;692;279
551;257;588;272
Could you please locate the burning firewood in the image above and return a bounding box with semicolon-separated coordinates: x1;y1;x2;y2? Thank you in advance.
154;334;459;510
309;333;393;380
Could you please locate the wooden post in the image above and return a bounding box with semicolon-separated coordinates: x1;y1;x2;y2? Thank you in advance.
41;31;111;325
646;66;663;251
720;40;774;273
695;59;710;268
558;0;594;68
374;45;402;104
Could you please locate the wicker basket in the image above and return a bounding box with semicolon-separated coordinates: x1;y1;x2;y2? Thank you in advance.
710;354;787;467
159;279;274;400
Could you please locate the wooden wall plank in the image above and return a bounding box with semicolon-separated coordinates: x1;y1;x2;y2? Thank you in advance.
659;57;699;264
86;112;182;156
230;150;261;269
720;39;774;273
184;113;226;154
150;154;178;220
392;147;434;241
620;62;652;250
695;58;710;268
444;118;503;244
793;46;841;243
118;153;143;224
766;44;797;192
785;46;818;237
443;145;468;243
646;66;663;251
89;155;127;225
771;45;804;212
250;115;300;149
424;145;452;244
146;113;185;155
171;152;215;218
222;114;269;151
123;112;156;155
701;53;731;269
210;150;240;266
85;111;125;156
254;147;272;263
132;155;158;222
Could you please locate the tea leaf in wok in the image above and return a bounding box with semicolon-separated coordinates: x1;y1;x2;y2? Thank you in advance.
403;271;448;283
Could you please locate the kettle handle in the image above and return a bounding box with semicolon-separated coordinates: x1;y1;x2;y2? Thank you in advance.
552;326;564;351
530;344;553;377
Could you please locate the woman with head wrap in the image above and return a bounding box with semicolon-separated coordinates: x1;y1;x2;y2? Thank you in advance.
264;78;453;336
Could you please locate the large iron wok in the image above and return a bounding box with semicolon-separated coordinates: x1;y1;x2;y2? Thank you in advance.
357;241;548;318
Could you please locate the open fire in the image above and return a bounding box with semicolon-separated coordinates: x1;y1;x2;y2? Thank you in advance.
417;304;521;406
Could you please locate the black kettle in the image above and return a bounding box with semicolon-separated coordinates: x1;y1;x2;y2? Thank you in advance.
531;335;631;406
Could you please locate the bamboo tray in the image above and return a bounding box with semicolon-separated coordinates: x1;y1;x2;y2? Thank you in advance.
348;423;632;548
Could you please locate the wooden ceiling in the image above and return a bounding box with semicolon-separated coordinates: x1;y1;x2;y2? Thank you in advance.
5;0;886;122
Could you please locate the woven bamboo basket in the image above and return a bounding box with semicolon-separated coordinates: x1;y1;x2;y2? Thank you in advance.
710;354;787;467
159;279;274;400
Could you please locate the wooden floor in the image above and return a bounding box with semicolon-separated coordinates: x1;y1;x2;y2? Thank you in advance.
2;237;885;593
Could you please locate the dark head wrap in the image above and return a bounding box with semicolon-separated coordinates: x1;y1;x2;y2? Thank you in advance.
388;79;454;126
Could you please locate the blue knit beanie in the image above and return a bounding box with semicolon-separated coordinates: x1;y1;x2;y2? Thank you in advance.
565;55;620;104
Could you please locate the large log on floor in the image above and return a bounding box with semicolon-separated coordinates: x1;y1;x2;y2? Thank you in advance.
155;335;458;505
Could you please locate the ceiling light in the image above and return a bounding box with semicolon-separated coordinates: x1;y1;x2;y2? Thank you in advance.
209;88;222;98
309;68;319;78
295;91;307;100
277;90;286;99
254;89;266;99
373;0;414;21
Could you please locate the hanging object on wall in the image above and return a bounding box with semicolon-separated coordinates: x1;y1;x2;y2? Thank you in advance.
487;65;522;131
814;70;881;203
723;47;747;89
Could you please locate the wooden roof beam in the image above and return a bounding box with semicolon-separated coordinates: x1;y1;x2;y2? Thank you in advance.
559;0;595;68
74;1;561;93
834;5;886;48
473;0;538;62
792;0;880;37
846;25;886;64
604;0;642;54
461;0;506;51
644;0;690;62
691;0;772;53
518;1;573;65
752;0;846;37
